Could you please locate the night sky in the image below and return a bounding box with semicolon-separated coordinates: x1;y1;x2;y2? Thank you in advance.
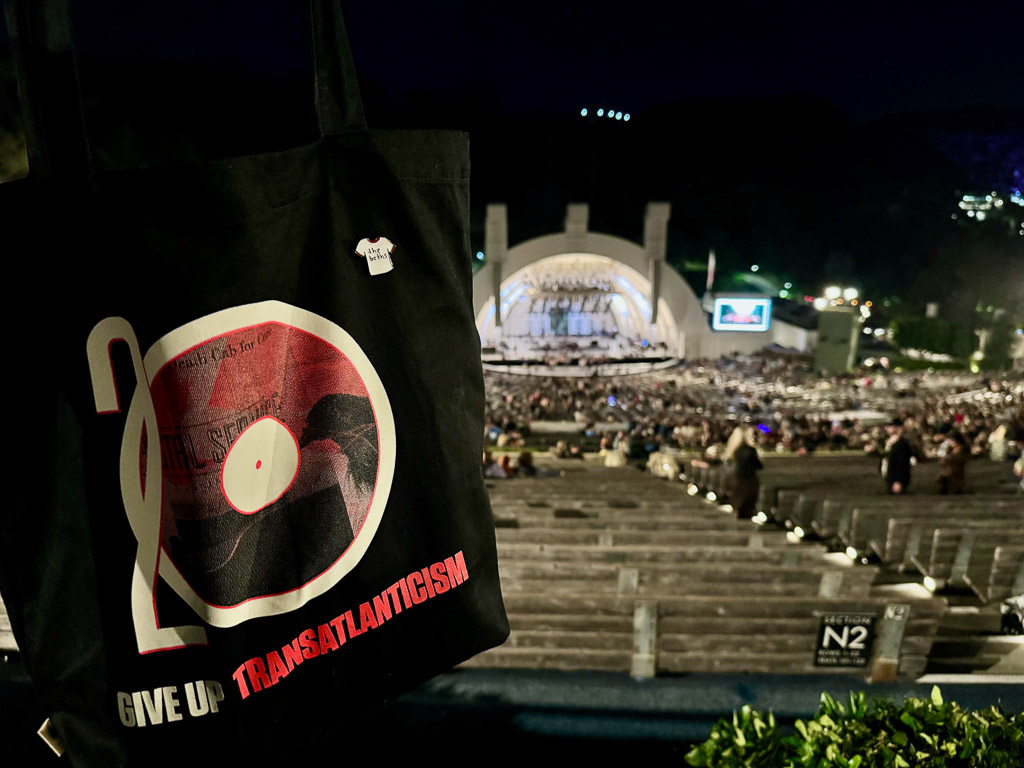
344;0;1024;122
37;0;1024;123
3;0;1021;312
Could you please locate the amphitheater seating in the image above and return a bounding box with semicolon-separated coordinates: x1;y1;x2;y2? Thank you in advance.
911;528;1024;590
964;545;1024;603
844;504;1023;557
478;460;949;681
467;593;943;680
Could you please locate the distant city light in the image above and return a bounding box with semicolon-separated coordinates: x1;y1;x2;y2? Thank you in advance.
843;287;859;301
607;109;615;118
860;305;871;319
813;297;828;310
597;109;604;117
863;327;873;335
623;113;630;121
750;264;759;272
850;299;858;306
581;108;588;116
779;289;790;298
874;328;886;337
976;211;986;221
615;111;623;120
824;286;841;300
475;251;485;260
784;282;792;289
967;210;975;217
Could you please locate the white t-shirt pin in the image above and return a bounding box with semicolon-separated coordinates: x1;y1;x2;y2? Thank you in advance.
355;237;396;275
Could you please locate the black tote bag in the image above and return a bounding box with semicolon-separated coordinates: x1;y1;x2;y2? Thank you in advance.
0;2;508;765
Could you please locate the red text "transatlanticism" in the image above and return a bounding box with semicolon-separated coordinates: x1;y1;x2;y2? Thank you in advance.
231;551;469;700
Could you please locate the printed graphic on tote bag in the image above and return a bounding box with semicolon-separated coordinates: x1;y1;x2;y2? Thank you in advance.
87;301;396;654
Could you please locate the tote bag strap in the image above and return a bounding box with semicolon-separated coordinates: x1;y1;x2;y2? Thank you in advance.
310;0;368;136
5;0;93;181
6;0;367;181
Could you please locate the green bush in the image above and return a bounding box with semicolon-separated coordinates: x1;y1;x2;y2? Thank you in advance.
685;687;1024;768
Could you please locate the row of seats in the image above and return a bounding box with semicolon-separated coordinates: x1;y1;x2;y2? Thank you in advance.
471;460;948;681
752;458;1023;606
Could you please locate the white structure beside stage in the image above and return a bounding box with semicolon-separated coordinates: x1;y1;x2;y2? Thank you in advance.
473;203;816;362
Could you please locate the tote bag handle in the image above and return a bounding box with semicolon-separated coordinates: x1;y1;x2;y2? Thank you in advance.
5;0;368;180
310;0;368;137
5;0;93;180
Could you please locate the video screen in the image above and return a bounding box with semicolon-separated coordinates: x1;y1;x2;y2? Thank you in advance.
712;297;772;332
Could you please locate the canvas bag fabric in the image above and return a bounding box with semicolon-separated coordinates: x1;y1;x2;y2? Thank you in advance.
0;2;509;765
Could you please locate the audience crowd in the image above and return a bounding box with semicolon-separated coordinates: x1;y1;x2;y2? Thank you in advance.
482;355;1024;469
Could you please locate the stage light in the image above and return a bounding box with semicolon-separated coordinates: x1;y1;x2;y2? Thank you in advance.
607;109;615;118
923;576;937;592
846;547;858;560
615;111;622;120
863;327;873;335
475;251;484;260
597;109;604;116
750;264;759;272
581;108;588;116
706;492;717;502
623;114;630;121
793;526;805;538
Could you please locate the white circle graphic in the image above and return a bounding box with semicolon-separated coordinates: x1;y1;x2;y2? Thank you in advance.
221;417;301;515
142;300;397;628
